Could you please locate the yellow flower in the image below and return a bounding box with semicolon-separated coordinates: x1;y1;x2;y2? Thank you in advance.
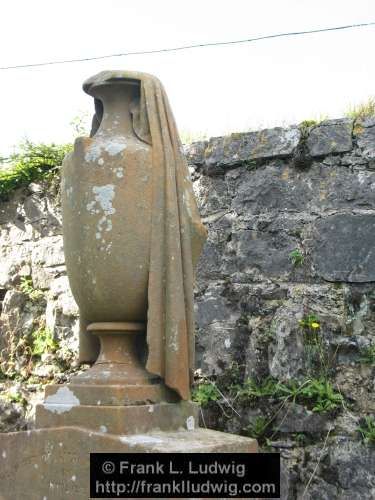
311;322;320;329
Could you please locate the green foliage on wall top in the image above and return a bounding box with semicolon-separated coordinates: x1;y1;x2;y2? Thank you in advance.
0;141;71;200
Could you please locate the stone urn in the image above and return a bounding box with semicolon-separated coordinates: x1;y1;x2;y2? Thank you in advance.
59;70;207;404
61;76;152;326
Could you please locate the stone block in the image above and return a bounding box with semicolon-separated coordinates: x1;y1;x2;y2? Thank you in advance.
306;119;353;157
204;127;300;172
35;400;199;435
268;303;305;381
355;117;375;160
222;228;298;280
43;382;179;406
311;213;375;282
275;403;329;433
0;426;258;500
184;140;208;165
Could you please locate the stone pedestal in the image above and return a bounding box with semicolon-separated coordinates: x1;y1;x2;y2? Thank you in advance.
0;321;258;499
36;400;199;435
0;426;258;500
59;322;178;404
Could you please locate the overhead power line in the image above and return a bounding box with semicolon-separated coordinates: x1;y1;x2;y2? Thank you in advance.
0;21;375;71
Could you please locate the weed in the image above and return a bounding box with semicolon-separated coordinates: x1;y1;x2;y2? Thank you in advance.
244;160;257;171
289;249;304;267
297;379;343;413
215;361;244;394
244;416;270;440
229;376;342;413
345;97;375;119
192;382;221;406
0;140;71;200
294;433;308;445
31;328;58;357
233;377;278;401
358;416;375;445
20;277;44;302
299;314;320;330
299;115;328;136
299;313;333;377
300;120;318;129
275;379;305;400
4;390;27;407
359;345;375;365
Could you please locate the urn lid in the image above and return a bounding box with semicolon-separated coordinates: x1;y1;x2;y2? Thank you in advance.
83;70;150;96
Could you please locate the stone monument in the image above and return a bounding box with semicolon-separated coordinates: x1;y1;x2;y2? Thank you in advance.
0;71;257;500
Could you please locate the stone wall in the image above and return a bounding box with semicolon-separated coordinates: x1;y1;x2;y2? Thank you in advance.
1;117;375;498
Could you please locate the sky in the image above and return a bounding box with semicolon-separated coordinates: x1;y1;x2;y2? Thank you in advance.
0;0;374;154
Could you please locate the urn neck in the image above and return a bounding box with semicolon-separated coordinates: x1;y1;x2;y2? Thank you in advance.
91;82;139;137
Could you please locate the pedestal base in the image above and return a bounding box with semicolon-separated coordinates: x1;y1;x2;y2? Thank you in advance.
0;426;258;500
36;400;199;435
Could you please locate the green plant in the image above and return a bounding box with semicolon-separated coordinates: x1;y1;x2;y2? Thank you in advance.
233;377;278;401
359;345;375;365
299;115;328;136
20;277;44;301
269;378;343;413
4;390;27;407
345;97;375;119
299;313;332;377
298;379;343;413
358;416;375;445
244;416;270;439
31;327;58;357
293;433;308;445
244;159;257;171
300;119;318;129
274;379;305;400
289;249;304;267
192;382;221;406
0;140;72;200
299;314;321;330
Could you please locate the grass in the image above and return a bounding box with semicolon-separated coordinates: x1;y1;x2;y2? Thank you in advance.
358;416;375;445
195;374;344;414
244;416;270;440
0;140;71;200
299;114;328;131
345;97;375;120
